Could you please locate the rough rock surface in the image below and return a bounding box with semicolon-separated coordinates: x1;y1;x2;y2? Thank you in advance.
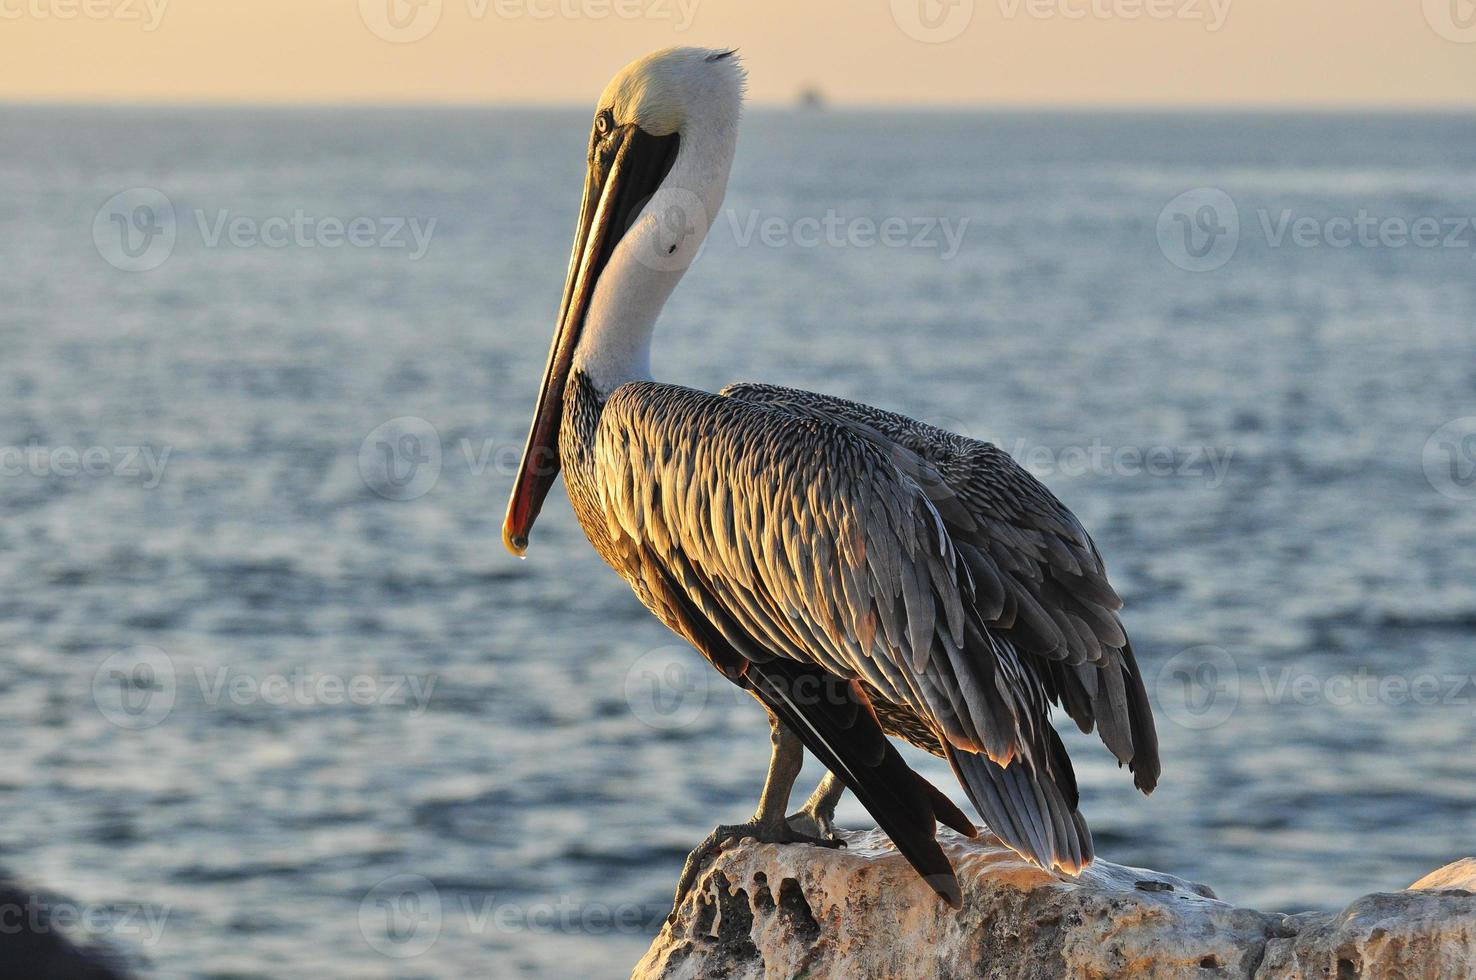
633;829;1476;979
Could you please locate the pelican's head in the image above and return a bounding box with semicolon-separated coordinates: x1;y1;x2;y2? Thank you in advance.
503;48;745;557
594;46;746;138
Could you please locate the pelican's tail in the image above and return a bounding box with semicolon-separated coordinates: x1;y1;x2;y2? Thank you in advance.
945;728;1093;875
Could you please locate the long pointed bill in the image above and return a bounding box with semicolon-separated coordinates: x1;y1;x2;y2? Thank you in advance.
502;122;681;556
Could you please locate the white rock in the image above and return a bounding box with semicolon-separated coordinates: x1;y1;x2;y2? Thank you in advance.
1411;858;1476;893
633;829;1476;979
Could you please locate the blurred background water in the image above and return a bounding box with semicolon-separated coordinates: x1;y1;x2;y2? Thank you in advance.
0;106;1474;978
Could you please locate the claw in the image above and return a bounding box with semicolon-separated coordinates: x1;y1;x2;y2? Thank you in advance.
668;823;744;921
668;817;844;921
787;771;846;844
786;806;842;842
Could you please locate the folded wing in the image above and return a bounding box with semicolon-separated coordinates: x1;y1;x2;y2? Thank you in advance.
596;379;1155;874
720;382;1160;796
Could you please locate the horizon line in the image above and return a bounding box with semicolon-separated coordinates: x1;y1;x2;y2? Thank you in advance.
5;96;1476;114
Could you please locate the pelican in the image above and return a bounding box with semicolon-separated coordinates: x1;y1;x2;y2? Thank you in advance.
503;47;1159;910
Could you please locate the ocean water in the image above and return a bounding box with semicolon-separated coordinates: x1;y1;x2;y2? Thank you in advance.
1;105;1475;978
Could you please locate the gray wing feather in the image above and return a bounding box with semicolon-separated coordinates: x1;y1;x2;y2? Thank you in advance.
720;382;1160;794
596;381;1030;762
593;380;1155;874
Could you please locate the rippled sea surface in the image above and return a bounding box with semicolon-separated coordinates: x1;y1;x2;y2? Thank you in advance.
1;106;1475;978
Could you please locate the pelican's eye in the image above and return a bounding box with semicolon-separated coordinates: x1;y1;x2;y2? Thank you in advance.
591;110;621;180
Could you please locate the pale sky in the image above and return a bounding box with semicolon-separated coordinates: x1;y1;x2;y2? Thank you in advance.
3;0;1475;105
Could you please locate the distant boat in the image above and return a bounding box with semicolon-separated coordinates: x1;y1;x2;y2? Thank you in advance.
798;85;826;110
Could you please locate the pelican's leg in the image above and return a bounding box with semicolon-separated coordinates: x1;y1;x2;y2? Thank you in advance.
787;770;846;840
669;714;842;919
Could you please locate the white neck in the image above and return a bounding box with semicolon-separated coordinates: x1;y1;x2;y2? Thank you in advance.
571;110;738;395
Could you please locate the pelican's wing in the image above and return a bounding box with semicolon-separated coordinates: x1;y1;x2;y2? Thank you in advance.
720;383;1160;795
597;380;1091;872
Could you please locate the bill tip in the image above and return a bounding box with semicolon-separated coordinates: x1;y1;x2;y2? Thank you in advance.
502;525;530;557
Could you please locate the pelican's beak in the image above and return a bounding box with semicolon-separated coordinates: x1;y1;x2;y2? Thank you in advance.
502;121;681;556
